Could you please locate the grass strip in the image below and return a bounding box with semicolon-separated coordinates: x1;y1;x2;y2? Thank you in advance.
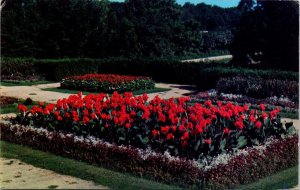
239;165;298;190
42;87;171;95
0;140;181;190
0;80;54;86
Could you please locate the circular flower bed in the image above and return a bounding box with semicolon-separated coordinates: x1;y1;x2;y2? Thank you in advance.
60;74;155;93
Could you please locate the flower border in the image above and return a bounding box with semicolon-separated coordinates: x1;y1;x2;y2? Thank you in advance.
0;123;297;189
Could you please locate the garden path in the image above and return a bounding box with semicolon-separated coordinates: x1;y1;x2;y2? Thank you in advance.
0;157;108;189
181;54;232;62
0;82;196;103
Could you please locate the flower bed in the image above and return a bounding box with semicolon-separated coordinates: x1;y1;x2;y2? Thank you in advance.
191;90;298;110
60;74;155;93
0;123;297;189
13;92;296;161
216;76;298;101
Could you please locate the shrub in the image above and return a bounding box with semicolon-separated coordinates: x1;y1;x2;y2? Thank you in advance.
0;96;19;106
216;76;299;100
0;57;42;81
197;66;299;90
13;92;296;161
60;74;155;93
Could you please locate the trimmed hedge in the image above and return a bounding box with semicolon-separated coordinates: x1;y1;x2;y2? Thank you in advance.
1;57;299;88
0;123;298;189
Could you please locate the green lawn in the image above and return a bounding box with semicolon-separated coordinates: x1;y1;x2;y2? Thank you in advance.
0;140;181;190
0;99;41;114
238;166;298;190
0;80;54;86
42;87;171;95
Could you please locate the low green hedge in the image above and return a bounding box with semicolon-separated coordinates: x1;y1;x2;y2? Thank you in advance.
1;57;298;89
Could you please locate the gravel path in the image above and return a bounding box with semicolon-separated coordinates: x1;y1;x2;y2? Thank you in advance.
0;158;108;189
0;82;196;103
181;55;232;63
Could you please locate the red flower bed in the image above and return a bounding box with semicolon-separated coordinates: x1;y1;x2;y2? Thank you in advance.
14;92;295;160
60;74;155;92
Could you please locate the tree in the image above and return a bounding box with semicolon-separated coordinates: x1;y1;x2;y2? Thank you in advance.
231;0;299;71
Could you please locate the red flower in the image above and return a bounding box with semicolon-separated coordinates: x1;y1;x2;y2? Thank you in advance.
18;104;27;112
196;124;204;134
43;108;50;115
152;129;158;138
259;103;266;111
204;139;211;144
83;116;90;124
255;121;262;128
171;125;177;132
181;131;189;141
166;133;174;140
73;116;79;122
158;112;166;122
270;109;280;119
261;112;268;119
249;115;256;123
125;123;131;129
113;117;119;125
65;113;70;118
234;120;243;129
223;128;230;134
57;116;63;121
179;125;186;132
243;104;248;111
130;110;136;116
205;100;212;107
161;126;170;135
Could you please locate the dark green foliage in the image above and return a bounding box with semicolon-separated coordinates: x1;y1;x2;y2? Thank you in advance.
1;0;241;58
231;0;299;71
1;0;109;58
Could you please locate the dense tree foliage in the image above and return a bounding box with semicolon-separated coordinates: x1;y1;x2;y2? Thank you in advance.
231;0;299;71
1;0;240;58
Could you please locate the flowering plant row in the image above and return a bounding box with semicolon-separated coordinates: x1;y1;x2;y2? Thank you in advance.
191;90;298;109
1;123;298;189
60;74;155;93
15;92;295;160
216;76;298;101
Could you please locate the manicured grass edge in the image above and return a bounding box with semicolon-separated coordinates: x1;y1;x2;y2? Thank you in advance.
238;165;298;190
0;140;180;190
0;80;54;86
